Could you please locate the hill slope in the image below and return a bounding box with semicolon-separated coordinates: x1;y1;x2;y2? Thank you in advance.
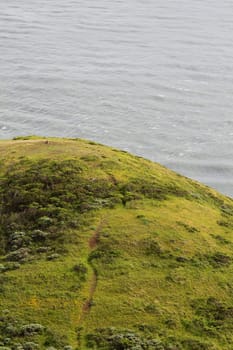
0;136;232;350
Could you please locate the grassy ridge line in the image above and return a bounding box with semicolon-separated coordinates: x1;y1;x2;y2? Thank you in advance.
0;136;232;350
0;136;230;204
0;135;231;196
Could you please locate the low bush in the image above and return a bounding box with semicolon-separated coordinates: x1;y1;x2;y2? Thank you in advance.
211;235;230;245
72;263;88;281
85;328;164;350
7;232;29;251
20;324;44;336
181;339;213;350
36;246;50;253
37;217;54;229
140;238;162;256
208;252;231;268
217;220;232;228
3;263;21;272
30;230;49;241
191;297;233;329
4;324;19;337
11;344;24;350
88;247;120;264
119;180;167;205
46;254;60;261
6;248;31;263
176;222;199;233
22;343;38;350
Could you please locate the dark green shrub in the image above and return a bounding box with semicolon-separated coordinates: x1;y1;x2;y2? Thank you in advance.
221;204;233;216
20;324;44;336
181;339;214;350
88;247;120;264
36;246;50;253
119;179;167;205
176;222;199;233
38;217;54;229
73;264;88;281
191;297;233;330
6;248;31;262
140;238;162;256
211;235;230;245
30;230;49;241
176;256;189;263
23;342;38;350
46;254;60;261
12;344;24;350
7;232;29;251
5;324;19;337
217;220;232;228
208;252;231;268
5;262;20;271
144;303;158;314
164;319;177;329
0;159;118;239
182;317;217;337
136;324;156;332
85;328;164;350
43;328;67;348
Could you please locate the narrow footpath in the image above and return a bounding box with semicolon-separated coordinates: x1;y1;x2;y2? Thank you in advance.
78;218;105;325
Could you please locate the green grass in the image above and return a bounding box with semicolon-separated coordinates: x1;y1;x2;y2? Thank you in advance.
0;137;232;350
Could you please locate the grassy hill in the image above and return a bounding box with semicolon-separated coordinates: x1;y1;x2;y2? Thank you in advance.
0;136;232;350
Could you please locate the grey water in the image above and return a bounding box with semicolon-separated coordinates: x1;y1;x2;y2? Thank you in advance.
0;0;233;198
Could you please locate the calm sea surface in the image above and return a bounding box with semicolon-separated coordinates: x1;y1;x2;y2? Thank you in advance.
0;0;233;197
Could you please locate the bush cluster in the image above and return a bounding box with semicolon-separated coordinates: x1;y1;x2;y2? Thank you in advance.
0;314;73;350
191;297;233;332
85;328;164;350
6;248;31;263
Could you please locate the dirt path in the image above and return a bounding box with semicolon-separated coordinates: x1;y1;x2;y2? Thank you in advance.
78;219;105;325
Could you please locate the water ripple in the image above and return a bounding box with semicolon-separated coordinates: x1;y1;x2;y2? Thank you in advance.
0;0;233;197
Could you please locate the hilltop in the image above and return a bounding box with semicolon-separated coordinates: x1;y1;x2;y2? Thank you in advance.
0;136;232;350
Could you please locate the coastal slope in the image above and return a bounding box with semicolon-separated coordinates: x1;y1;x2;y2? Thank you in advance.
0;136;233;350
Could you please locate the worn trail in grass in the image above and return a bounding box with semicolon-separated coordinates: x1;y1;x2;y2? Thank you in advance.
79;219;106;324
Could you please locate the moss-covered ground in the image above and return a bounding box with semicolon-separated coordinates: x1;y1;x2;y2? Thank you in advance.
0;136;232;350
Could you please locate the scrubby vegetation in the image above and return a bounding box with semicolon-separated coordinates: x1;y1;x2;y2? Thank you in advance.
0;137;232;350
